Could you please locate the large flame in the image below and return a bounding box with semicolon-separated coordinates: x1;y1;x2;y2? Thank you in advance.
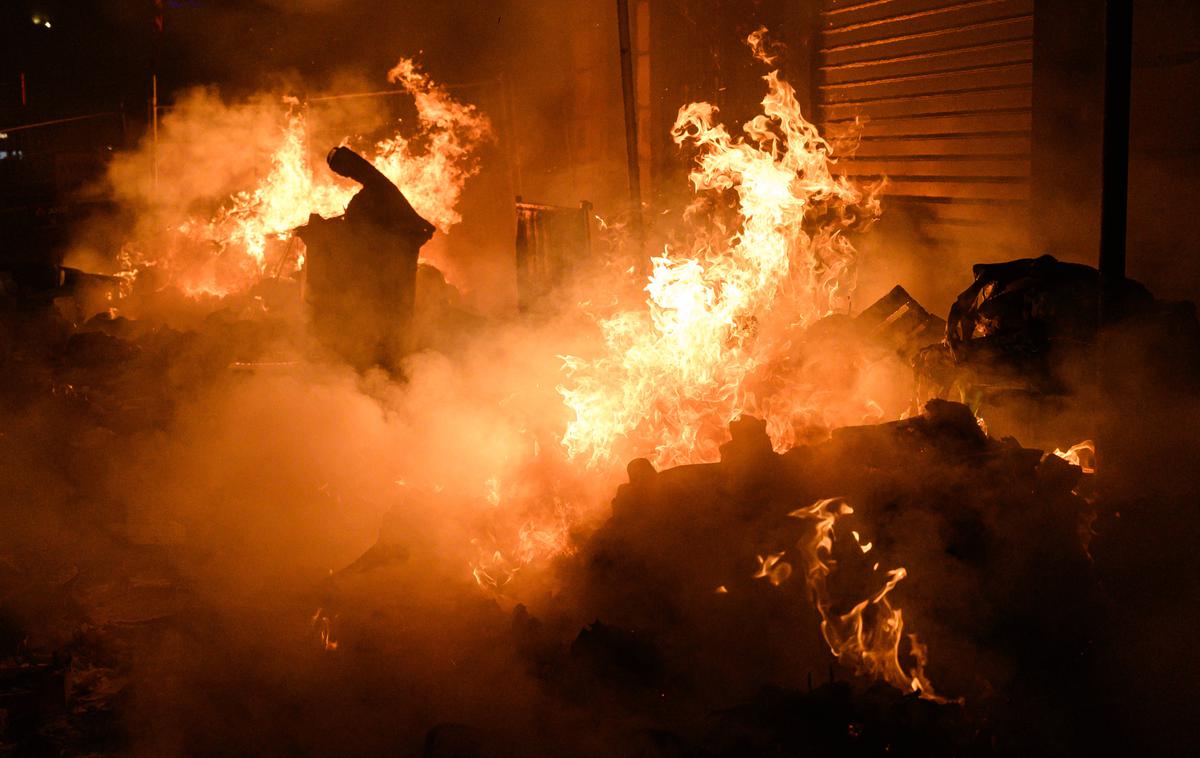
559;48;880;469
129;57;490;297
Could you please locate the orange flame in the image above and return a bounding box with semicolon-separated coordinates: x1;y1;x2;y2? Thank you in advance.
310;607;338;652
559;39;880;469
746;25;779;65
753;551;794;586
1053;439;1096;474
469;479;578;597
128;57;490;297
789;497;945;700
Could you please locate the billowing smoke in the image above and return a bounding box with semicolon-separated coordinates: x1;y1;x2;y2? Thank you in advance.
4;11;1200;757
86;56;490;304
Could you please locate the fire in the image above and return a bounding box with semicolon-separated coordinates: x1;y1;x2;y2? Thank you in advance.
310;607;338;652
556;33;933;692
127;57;490;297
559;33;880;468
469;478;578;596
789;497;944;700
1053;439;1096;474
470;520;576;594
753;551;793;586
746;25;779;65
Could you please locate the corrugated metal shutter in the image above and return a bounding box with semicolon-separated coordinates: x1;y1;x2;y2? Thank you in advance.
815;0;1034;262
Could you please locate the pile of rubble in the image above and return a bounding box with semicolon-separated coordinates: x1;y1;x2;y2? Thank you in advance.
515;399;1101;754
1;252;1198;754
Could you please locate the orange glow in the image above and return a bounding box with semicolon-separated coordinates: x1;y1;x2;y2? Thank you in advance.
790;497;945;700
1053;439;1096;474
128;57;490;297
559;36;880;469
310;607;338;652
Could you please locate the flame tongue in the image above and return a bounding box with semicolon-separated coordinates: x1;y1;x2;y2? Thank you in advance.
1053;439;1096;474
790;498;944;700
560;57;879;469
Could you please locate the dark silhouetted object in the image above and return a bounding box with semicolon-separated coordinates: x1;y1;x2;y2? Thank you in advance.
514;197;592;313
855;284;946;363
298;147;434;371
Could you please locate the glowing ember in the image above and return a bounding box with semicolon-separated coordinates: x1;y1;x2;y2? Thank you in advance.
559;33;880;469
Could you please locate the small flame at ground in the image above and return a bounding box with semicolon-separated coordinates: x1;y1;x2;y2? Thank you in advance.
469;478;578;596
1053;439;1096;474
788;497;945;700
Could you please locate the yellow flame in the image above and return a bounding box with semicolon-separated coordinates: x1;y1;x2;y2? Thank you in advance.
310;607;338;652
788;497;946;700
1053;439;1096;474
559;44;879;469
130;57;490;297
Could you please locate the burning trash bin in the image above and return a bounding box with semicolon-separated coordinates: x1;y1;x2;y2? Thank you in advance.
297;146;435;372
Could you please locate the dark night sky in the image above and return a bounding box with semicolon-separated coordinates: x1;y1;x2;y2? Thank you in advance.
0;0;631;314
0;1;539;126
1;0;151;121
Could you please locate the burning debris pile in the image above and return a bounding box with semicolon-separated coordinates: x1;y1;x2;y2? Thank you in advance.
544;398;1102;753
0;316;1163;757
3;25;1200;758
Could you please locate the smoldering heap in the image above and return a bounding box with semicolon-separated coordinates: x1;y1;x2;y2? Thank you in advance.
4;31;1200;758
556;398;1098;754
5;242;1199;755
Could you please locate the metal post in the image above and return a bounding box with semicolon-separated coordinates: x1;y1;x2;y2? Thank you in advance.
1097;0;1134;483
499;72;523;198
151;73;159;191
1099;0;1132;310
616;0;644;241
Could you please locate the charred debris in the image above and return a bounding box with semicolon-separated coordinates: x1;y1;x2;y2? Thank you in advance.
2;238;1198;754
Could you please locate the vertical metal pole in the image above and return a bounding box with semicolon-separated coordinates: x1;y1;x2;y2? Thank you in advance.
1097;0;1134;483
803;1;820;119
616;0;644;235
500;72;523;197
151;73;159;191
1099;0;1132;309
151;1;163;192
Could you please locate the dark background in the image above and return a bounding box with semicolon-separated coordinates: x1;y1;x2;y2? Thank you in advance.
2;1;1199;313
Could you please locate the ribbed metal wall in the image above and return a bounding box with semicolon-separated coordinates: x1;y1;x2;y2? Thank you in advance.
816;0;1034;257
